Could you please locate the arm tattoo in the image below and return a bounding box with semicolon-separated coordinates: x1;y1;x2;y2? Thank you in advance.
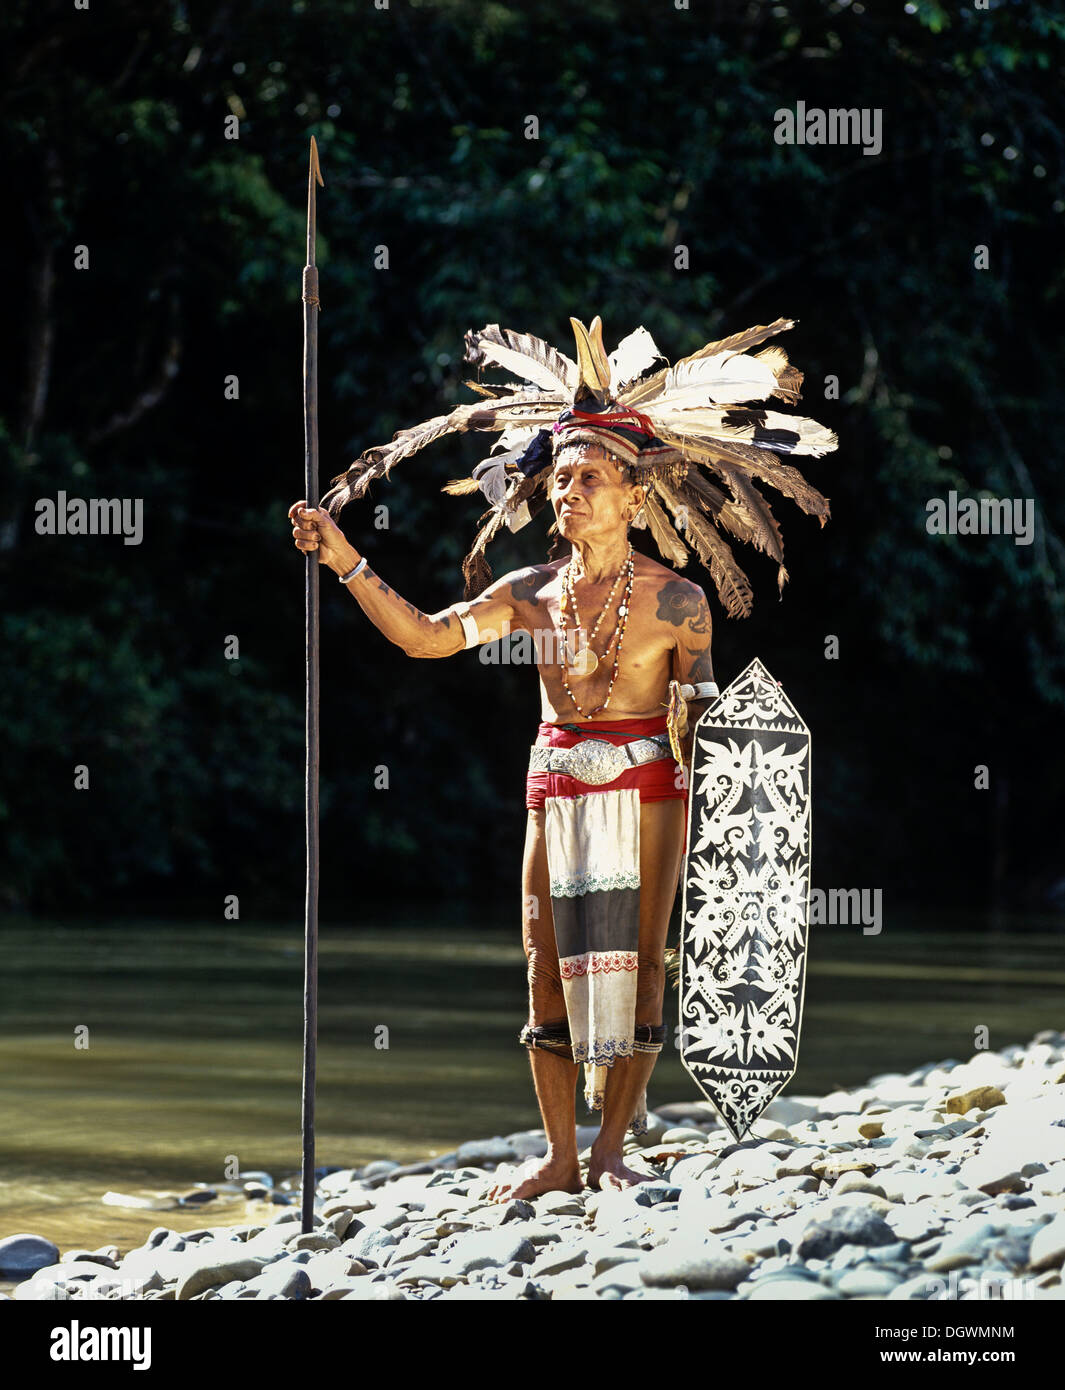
685;645;715;684
509;568;544;607
375;574;421;621
656;579;711;632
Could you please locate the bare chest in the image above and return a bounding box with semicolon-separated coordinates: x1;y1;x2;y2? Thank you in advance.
513;576;675;676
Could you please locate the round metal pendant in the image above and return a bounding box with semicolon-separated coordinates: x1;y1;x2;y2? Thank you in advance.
568;644;599;675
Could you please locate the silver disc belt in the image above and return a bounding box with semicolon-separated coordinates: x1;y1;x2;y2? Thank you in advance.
528;734;672;786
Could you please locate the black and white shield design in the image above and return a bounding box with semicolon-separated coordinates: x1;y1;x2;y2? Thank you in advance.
679;658;811;1141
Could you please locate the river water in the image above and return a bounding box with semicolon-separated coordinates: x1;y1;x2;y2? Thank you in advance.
1;912;1061;1259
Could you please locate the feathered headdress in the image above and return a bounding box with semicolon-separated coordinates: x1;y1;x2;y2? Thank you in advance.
321;315;836;616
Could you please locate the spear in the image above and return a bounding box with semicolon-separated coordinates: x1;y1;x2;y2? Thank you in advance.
300;135;324;1235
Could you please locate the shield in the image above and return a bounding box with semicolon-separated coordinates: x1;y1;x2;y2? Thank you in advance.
679;658;811;1141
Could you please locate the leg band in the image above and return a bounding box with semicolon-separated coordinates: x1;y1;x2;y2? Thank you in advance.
519;1020;573;1060
632;1022;667;1055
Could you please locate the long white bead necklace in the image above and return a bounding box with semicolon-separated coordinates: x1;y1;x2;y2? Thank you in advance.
560;543;635;717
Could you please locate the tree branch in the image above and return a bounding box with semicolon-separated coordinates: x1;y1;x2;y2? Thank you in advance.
22;245;56;453
87;294;182;446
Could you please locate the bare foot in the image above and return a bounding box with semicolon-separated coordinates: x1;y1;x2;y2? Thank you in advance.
484;1155;582;1203
586;1145;657;1191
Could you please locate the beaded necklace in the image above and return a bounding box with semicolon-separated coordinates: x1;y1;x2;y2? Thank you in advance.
559;543;635;717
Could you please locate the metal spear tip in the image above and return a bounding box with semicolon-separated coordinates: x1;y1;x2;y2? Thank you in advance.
309;134;324;187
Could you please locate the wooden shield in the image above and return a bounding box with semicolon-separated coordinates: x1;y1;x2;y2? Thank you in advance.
679;658;811;1141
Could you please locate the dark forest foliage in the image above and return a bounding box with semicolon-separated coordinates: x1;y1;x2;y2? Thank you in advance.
2;0;1063;917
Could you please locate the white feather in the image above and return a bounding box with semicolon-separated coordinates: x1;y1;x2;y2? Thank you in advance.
650;406;838;456
608;326;664;394
656;352;781;407
477;340;571;393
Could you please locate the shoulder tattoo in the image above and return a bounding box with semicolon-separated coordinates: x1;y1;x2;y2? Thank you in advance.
509;568;545;607
656;579;710;633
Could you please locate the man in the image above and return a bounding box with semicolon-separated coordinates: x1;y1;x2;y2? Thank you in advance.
291;433;715;1196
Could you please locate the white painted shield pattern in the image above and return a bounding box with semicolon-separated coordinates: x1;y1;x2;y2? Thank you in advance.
679;658;812;1141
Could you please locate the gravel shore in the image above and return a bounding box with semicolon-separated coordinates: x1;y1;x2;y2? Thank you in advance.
5;1029;1065;1302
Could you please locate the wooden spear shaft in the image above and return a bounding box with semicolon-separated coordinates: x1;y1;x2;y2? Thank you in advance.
301;135;324;1235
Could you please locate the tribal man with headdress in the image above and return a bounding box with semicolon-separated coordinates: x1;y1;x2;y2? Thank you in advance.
289;315;835;1196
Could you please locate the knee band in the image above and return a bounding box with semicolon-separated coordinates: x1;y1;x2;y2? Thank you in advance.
633;1022;667;1055
519;1020;573;1060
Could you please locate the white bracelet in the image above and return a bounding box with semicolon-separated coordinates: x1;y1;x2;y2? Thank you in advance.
453;601;479;649
680;680;719;700
338;557;368;584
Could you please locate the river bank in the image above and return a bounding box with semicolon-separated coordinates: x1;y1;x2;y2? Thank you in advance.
4;1029;1065;1301
4;917;1063;1258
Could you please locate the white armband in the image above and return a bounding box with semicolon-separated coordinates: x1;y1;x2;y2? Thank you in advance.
453;602;480;649
680;681;720;700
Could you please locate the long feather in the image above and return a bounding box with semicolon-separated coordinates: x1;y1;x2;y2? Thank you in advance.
712;466;786;566
658;472;742;546
651;352;783;408
720;468;789;594
466;401;568;431
608;326;664;394
372;390;553;467
700;527;755;618
322;390;562;513
642;490;690;568
679;470;786;584
464;324;576;394
461;379;512;398
649;404;838;457
620;318;796;407
681;468;728;514
462;507;507;599
661;470;789;595
684;316;796;362
654;427;831;525
442;476;483;495
654;478;753;617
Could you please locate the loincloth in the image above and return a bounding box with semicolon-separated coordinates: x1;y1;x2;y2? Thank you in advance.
524;716;686;1135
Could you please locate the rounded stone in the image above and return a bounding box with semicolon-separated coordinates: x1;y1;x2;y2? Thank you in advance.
361;1160;401;1179
455;1137;519;1167
945;1085;1006;1116
0;1234;60;1278
837;1266;905;1297
286;1231;341;1253
175;1256;266;1301
639;1243;750;1292
796;1206;898;1261
243;1263;313;1299
1029;1215;1065;1273
832;1172;887;1198
660;1127;711;1145
747;1279;841;1300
